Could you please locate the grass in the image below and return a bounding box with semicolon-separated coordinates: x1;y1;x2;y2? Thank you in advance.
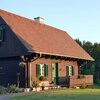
9;88;100;100
88;84;100;89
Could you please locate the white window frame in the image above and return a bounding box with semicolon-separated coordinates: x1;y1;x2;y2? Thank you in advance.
40;64;45;76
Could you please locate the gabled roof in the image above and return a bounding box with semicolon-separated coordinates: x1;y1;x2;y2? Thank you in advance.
0;9;94;61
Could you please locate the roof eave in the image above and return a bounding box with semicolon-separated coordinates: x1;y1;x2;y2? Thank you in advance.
28;51;94;61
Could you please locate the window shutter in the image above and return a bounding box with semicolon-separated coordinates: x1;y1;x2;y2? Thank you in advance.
72;66;74;75
67;66;69;76
36;64;40;77
44;64;48;77
0;28;4;42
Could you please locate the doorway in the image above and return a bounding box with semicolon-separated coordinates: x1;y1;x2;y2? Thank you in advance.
52;62;59;84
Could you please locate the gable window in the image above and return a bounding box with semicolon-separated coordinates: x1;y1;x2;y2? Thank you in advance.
0;28;4;42
67;65;74;76
36;64;48;77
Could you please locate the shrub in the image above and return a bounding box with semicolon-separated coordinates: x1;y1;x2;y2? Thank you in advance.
39;76;47;81
7;84;19;93
80;82;87;89
32;81;40;88
78;75;85;79
0;86;7;94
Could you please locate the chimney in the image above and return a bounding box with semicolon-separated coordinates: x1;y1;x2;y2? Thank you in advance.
34;17;44;23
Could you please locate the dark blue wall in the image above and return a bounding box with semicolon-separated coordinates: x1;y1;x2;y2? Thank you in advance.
0;57;25;87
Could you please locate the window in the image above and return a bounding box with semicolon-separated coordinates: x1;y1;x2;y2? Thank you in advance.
0;28;4;42
36;64;48;77
67;65;74;76
40;64;45;76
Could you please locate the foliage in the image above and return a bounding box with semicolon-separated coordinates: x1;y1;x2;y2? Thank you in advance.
75;39;100;84
32;81;40;88
7;84;19;93
39;76;47;81
0;85;7;94
78;75;85;79
88;84;100;89
80;82;87;89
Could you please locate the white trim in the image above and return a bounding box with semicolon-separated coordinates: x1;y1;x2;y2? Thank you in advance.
28;51;94;61
40;64;44;76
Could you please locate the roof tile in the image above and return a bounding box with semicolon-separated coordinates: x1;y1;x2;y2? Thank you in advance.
0;9;94;61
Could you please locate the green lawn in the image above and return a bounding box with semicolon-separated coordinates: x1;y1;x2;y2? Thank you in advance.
88;84;100;89
9;89;100;100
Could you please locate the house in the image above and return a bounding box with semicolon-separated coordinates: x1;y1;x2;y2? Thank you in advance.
0;9;94;88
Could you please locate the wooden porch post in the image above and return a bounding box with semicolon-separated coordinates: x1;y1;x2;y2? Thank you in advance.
25;62;32;88
25;62;28;88
27;63;32;88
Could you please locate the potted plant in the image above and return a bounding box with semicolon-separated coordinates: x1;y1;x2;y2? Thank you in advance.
39;76;47;81
39;76;49;90
78;75;85;79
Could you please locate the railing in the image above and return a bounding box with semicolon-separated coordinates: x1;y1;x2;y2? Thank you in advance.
69;75;93;87
58;75;93;87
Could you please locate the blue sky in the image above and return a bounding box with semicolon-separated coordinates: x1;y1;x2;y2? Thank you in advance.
0;0;100;43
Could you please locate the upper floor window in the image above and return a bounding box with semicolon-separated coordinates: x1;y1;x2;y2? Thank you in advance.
67;65;74;76
36;64;48;77
0;28;4;42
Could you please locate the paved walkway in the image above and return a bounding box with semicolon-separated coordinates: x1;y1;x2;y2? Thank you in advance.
0;92;34;100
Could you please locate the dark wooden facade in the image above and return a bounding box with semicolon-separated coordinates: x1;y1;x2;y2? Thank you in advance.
0;17;28;87
0;57;25;87
0;17;28;58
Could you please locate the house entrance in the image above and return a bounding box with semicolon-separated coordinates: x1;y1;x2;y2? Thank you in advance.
52;62;59;84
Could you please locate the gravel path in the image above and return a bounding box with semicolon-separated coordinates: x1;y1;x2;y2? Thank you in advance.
0;88;61;100
0;92;34;100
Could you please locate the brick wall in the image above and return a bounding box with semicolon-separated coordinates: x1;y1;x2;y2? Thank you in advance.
30;58;78;84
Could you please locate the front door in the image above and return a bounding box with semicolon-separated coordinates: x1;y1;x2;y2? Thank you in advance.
52;62;58;84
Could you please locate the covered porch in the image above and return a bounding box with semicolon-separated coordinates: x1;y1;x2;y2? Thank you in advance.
20;53;94;88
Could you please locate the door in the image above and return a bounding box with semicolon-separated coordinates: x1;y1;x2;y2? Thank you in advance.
52;62;58;84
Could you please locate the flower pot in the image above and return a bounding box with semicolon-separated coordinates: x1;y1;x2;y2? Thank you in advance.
32;87;36;91
36;87;41;92
24;88;30;92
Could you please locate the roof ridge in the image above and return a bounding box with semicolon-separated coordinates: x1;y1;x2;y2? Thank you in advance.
0;9;66;33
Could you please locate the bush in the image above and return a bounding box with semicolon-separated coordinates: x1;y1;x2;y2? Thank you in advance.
78;75;85;79
80;82;87;89
32;81;40;88
0;86;7;94
39;76;47;81
7;84;19;93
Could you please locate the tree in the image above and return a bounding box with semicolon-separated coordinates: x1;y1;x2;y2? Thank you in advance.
75;39;100;84
75;38;82;47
